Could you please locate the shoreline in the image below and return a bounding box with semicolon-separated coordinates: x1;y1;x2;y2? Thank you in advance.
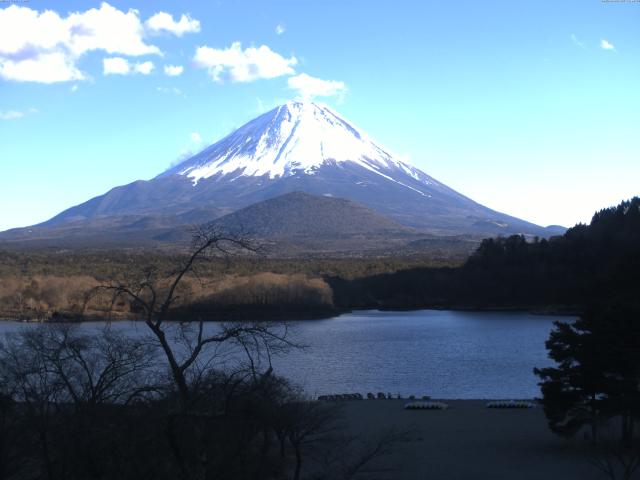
0;304;580;323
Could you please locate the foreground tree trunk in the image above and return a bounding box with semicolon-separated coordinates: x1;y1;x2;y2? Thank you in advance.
293;445;302;480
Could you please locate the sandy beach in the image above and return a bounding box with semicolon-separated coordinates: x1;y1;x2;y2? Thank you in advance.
339;399;602;480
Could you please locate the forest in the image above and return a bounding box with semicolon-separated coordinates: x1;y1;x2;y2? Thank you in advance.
329;197;640;314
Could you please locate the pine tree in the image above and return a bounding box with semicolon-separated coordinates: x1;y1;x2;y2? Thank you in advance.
535;305;640;445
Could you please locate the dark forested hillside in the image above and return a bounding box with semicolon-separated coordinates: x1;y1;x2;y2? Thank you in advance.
328;197;640;312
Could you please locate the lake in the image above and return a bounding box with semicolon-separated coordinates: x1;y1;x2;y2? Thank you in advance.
0;309;568;399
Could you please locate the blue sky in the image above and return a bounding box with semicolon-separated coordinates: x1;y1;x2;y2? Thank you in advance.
1;0;638;231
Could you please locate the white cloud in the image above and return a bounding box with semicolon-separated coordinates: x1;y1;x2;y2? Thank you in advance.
103;57;130;75
0;3;197;83
164;64;184;76
0;51;84;83
287;73;347;100
64;3;160;57
146;12;200;37
135;60;154;75
0;107;37;120
275;24;285;35
571;34;584;48
103;57;154;75
193;42;297;82
0;110;24;120
156;86;185;97
190;132;202;143
70;84;78;92
601;39;616;51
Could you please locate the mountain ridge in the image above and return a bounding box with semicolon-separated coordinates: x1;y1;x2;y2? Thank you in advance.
1;101;564;248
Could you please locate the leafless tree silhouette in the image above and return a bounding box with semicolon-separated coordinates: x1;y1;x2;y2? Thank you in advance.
86;225;297;407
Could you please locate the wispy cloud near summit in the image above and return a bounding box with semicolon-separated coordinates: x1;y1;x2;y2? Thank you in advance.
601;39;616;51
288;73;346;100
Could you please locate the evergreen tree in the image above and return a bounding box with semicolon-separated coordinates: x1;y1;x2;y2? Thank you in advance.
535;304;640;445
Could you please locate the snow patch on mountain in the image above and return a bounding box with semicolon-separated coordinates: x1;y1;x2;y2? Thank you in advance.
165;101;438;193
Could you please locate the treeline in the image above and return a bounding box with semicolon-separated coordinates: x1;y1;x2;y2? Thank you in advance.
0;273;337;322
0;250;462;280
328;197;640;312
170;273;339;321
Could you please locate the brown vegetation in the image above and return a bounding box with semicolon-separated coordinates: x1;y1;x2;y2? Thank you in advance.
0;272;335;321
0;249;461;321
0;275;99;320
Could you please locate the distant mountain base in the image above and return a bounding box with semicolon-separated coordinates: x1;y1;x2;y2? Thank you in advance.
0;192;482;258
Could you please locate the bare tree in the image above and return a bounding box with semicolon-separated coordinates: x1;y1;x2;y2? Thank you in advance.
323;428;410;480
11;325;155;408
0;328;67;480
589;450;640;480
283;400;342;480
587;423;640;480
0;324;157;480
272;399;408;480
86;225;297;408
12;291;24;319
0;391;20;480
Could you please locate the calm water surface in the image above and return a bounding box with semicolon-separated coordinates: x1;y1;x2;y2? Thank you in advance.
0;310;569;399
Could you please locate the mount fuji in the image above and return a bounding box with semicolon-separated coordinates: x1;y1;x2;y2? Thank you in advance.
1;101;562;249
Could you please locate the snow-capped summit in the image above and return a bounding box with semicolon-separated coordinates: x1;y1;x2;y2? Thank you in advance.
164;101;435;193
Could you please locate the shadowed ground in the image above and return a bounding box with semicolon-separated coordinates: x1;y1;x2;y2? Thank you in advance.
340;399;601;479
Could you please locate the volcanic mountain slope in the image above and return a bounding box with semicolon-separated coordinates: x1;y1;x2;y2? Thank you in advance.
153;192;431;255
211;192;412;238
1;192;476;257
1;101;563;247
